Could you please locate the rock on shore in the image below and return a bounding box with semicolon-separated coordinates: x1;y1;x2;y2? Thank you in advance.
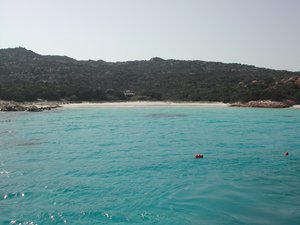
0;101;61;112
230;100;294;108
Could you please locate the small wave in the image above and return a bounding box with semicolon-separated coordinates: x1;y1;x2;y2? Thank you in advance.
102;212;112;220
147;113;188;118
16;141;42;146
51;214;68;223
9;220;38;225
0;169;10;177
0;119;11;123
0;130;13;136
281;115;294;118
2;192;25;200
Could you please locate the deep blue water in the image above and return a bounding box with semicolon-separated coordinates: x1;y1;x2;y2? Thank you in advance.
1;106;300;225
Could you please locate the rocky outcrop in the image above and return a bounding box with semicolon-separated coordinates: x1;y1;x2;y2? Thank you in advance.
0;101;61;112
230;100;294;108
0;101;27;111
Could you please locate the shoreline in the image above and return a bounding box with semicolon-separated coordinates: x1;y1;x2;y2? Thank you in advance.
1;100;300;111
61;101;229;108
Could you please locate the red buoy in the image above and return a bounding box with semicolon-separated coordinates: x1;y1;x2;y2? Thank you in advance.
195;154;204;158
284;152;289;156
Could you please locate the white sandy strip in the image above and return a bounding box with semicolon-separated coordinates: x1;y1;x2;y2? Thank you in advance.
62;101;229;108
292;105;300;108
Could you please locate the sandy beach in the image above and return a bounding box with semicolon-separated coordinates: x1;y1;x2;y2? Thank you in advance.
2;101;299;111
62;101;229;108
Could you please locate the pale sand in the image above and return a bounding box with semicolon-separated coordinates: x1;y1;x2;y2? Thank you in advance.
62;101;229;108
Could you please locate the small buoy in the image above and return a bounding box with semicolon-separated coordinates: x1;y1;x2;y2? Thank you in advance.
284;152;289;156
195;154;204;158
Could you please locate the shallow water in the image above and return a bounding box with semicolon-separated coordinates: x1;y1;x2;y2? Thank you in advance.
0;107;300;224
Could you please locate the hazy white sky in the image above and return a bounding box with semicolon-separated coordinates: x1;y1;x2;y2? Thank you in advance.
1;0;299;71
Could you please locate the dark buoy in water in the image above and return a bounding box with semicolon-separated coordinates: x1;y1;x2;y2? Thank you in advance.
195;154;204;158
284;152;289;156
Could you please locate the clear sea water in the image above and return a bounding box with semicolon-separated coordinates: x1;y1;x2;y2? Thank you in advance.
1;106;300;225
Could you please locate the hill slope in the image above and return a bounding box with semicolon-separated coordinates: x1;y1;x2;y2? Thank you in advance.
0;47;299;102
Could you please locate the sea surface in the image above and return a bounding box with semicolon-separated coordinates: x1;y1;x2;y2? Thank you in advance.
0;106;300;225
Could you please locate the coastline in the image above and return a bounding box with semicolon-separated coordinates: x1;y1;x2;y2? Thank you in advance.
0;100;61;112
61;101;300;109
229;100;300;109
61;101;229;108
1;100;300;111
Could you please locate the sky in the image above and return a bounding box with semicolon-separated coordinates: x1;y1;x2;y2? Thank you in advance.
1;0;299;71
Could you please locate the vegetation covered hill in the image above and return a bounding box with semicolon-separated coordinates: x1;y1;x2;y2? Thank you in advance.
0;47;299;103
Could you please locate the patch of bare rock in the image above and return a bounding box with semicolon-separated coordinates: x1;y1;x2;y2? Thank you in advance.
0;101;61;112
230;100;295;108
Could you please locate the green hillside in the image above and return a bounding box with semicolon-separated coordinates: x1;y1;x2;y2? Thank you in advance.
0;47;299;103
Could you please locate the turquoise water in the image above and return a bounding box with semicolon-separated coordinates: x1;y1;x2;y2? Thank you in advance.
1;107;300;225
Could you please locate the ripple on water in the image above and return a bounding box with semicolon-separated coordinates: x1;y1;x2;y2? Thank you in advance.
147;113;188;118
16;141;42;146
0;168;9;177
0;130;13;136
2;192;25;200
1;107;300;224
